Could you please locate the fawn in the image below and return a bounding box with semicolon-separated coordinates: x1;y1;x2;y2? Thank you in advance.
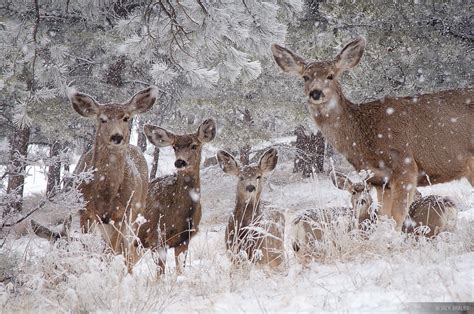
139;119;216;274
217;148;286;269
292;172;375;264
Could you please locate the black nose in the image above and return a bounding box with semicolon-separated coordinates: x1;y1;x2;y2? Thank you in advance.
309;89;323;101
292;241;300;252
246;185;256;192
110;134;123;145
100;215;110;224
175;159;187;169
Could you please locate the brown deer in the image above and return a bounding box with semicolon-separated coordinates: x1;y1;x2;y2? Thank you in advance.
272;37;473;230
403;191;457;238
140;119;216;274
216;148;286;269
66;86;156;270
292;172;375;264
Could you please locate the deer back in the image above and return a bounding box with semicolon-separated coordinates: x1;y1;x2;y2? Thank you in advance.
403;195;457;237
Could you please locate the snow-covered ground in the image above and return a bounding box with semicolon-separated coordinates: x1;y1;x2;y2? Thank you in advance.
1;150;473;312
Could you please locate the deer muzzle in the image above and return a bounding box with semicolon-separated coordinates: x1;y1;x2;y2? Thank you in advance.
175;159;188;169
110;134;124;145
309;89;324;101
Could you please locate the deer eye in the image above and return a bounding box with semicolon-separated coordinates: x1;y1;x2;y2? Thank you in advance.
100;118;107;123
327;74;334;80
256;176;262;180
352;191;357;195
303;75;310;82
191;144;198;150
123;117;129;122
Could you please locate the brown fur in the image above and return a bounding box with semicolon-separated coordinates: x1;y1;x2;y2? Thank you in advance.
272;37;473;230
403;194;457;238
67;87;156;271
141;119;216;274
217;149;286;269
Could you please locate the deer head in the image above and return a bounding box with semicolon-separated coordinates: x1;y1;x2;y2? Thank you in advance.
217;148;278;203
68;86;157;149
271;37;366;114
144;119;216;173
331;172;374;224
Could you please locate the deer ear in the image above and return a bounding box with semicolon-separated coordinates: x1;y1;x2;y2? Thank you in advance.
258;148;278;174
67;87;100;118
125;86;158;115
334;36;366;73
331;172;353;191
197;118;216;143
271;44;306;75
143;124;175;147
217;150;240;176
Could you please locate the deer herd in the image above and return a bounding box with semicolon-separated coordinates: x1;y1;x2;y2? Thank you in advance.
31;37;472;276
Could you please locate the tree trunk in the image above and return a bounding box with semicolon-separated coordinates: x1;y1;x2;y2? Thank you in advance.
293;125;312;177
239;144;251;166
46;142;62;198
136;118;147;152
6;126;31;214
314;131;325;173
150;146;160;180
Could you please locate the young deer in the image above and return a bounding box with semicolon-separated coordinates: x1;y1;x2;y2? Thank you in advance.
292;172;375;264
140;119;216;274
403;191;457;238
66;87;156;270
272;37;473;231
217;148;286;269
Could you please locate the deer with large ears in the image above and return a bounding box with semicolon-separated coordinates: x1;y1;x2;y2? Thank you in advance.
272;37;473;231
67;86;157;271
217;148;286;269
292;172;375;264
140;119;216;274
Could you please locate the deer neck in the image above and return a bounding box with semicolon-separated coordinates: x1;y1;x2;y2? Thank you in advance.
90;141;126;201
233;192;262;227
176;167;201;197
308;87;366;167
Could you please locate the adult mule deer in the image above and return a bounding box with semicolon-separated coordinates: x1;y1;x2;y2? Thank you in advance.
217;148;286;269
272;37;473;230
140;119;216;274
67;86;157;270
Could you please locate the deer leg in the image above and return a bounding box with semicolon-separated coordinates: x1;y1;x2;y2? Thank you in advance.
376;187;392;218
389;168;418;231
467;157;474;186
174;243;188;274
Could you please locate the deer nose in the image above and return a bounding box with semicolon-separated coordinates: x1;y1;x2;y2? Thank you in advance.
110;134;123;145
246;185;256;193
175;159;188;169
100;215;110;224
309;89;324;101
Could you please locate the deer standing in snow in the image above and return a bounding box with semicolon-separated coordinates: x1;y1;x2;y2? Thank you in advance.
217;148;286;269
66;86;156;270
140;119;216;274
272;37;473;231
